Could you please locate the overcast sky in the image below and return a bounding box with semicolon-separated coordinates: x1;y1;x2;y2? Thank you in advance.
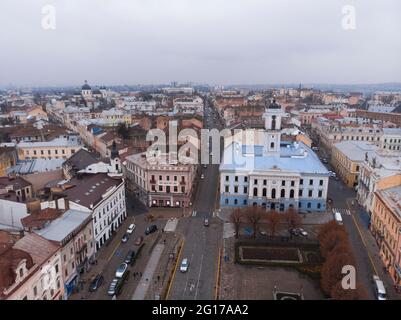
1;0;401;87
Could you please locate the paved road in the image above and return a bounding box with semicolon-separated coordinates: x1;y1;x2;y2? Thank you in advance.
70;203;165;300
309;130;399;300
168;97;223;300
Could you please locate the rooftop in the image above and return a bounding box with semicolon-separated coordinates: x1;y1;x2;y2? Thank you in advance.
7;158;64;175
63;173;123;208
34;209;91;242
13;233;59;266
378;185;401;219
17;136;82;148
220;141;329;175
334;141;378;162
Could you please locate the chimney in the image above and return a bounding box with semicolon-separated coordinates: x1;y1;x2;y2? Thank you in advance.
64;198;70;211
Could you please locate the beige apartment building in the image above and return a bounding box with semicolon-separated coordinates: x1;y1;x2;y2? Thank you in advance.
17;134;83;160
331;141;378;188
0;233;63;300
370;186;401;285
124;152;197;208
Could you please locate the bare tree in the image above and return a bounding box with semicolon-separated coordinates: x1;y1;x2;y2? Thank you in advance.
230;208;243;239
283;208;302;232
266;210;281;237
244;206;263;239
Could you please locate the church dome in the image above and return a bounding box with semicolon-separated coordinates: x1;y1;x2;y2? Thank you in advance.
82;81;91;90
268;99;281;109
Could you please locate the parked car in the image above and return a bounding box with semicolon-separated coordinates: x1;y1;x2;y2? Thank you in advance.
115;263;128;278
121;233;129;243
203;164;207;168
334;211;343;225
201;174;205;179
127;223;136;234
124;250;136;265
88;274;104;292
297;228;308;237
180;258;189;272
312;146;319;151
259;230;267;236
372;275;387;300
289;228;299;236
204;218;209;227
145;224;158;235
321;158;328;164
134;236;144;246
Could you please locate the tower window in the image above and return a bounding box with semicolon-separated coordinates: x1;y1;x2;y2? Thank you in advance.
272;115;276;130
270;142;275;149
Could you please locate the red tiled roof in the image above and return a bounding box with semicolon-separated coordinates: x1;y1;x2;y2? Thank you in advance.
0;247;33;295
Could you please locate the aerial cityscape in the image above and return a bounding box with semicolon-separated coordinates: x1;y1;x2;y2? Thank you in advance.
1;0;401;308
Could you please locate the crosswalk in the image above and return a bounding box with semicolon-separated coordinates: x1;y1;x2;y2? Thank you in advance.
332;208;351;216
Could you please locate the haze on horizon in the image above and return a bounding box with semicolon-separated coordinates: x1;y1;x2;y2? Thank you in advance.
1;0;401;87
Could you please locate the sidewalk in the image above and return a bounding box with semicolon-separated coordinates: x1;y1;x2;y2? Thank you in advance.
352;205;401;300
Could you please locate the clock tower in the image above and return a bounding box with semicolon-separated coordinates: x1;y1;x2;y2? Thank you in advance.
263;98;284;156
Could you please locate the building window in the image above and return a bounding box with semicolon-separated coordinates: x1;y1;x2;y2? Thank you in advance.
159;186;163;191
308;190;313;197
300;179;303;185
225;175;229;182
263;179;267;185
281;181;285;187
270;142;275;149
253;188;258;197
318;190;323;197
19;268;23;278
234;186;238;193
244;177;248;183
271;189;276;199
33;286;37;297
225;199;228;204
290;190;294;198
234;199;238;205
254;179;258;184
235;176;238;182
309;179;313;186
281;189;285;198
225;186;229;193
317;203;321;209
262;188;267;197
319;180;323;186
291;181;295;187
243;199;247;205
244;187;248;194
299;189;303;197
307;202;311;208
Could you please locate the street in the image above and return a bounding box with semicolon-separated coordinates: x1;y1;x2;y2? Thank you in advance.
167;96;223;300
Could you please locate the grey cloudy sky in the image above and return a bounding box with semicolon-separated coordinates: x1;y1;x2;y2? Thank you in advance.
1;0;401;86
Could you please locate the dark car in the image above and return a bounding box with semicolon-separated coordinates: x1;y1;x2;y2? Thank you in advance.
124;250;136;265
89;274;104;292
145;225;158;235
121;233;129;243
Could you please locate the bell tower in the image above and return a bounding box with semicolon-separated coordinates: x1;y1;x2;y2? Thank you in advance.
263;98;284;156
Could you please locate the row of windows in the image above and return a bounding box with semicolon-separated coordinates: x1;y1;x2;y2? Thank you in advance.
223;198;323;210
150;175;186;182
225;186;324;198
25;148;74;155
333;135;380;142
151;185;186;193
224;176;324;187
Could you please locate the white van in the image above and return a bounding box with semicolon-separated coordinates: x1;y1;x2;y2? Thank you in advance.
334;212;343;225
373;275;387;300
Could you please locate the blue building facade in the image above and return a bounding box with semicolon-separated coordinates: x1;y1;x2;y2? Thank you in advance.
219;100;330;213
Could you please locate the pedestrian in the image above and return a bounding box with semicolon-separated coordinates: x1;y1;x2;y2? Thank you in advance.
140;272;142;277
157;275;160;282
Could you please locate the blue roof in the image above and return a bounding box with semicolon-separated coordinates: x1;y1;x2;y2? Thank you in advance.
220;141;329;175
